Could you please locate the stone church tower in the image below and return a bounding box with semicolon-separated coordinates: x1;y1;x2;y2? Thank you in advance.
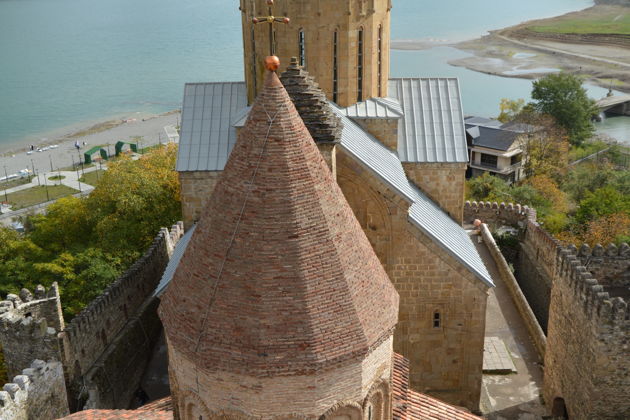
160;68;399;419
240;0;391;106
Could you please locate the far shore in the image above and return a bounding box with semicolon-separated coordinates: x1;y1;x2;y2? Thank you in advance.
0;110;180;178
449;5;630;94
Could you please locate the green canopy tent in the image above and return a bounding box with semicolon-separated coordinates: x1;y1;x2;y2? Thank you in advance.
115;141;138;157
84;147;108;164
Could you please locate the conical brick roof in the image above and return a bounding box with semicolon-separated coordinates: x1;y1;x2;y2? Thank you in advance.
159;69;398;377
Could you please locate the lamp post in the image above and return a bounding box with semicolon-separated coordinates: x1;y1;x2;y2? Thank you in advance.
3;166;8;203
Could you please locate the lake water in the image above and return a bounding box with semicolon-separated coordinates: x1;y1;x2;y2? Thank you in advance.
1;0;627;145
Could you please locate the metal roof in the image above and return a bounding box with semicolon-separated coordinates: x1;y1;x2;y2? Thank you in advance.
466;124;520;152
333;106;494;288
153;225;196;297
177;82;248;172
464;116;503;128
342;97;404;119
388;78;468;164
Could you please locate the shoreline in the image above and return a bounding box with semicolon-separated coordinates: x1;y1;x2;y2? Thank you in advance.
0;110;180;178
449;5;630;95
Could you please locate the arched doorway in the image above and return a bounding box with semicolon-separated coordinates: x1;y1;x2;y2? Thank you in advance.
551;397;568;419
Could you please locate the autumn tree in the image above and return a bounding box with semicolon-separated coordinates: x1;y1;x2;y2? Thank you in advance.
514;112;569;179
530;73;598;146
498;98;526;123
582;212;630;246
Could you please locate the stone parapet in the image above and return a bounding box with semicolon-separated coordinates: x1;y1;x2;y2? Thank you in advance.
0;360;69;420
463;201;536;228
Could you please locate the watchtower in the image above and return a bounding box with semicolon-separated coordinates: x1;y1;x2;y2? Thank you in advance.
240;0;392;106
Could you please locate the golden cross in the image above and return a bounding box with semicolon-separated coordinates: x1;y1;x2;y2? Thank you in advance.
252;0;290;56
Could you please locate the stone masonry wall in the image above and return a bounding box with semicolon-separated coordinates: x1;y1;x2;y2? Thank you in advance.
60;224;183;408
0;360;69;420
337;150;488;412
543;248;629;420
402;163;467;224
82;297;163;409
0;284;64;378
571;243;630;287
180;171;222;230
355;118;399;152
463;201;535;229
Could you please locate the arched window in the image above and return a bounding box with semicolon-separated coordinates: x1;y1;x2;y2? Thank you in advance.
433;310;441;329
357;28;364;102
377;25;383;97
333;30;339;103
298;29;306;67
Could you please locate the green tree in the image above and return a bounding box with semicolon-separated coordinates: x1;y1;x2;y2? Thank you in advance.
576;186;630;225
498;98;526;123
531;73;598;146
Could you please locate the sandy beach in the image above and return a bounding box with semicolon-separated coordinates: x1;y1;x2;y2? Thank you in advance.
0;111;180;177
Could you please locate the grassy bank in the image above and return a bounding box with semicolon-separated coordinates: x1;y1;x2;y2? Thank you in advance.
530;11;630;35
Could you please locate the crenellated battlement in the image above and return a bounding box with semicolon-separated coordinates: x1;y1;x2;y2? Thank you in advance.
556;248;628;329
0;359;69;420
464;201;536;227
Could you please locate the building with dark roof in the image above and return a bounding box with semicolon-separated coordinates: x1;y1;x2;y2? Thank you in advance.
465;116;527;183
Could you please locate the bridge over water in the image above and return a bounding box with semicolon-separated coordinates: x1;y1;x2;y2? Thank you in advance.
597;94;630;116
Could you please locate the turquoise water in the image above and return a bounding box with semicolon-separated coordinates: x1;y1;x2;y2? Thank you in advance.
3;0;625;146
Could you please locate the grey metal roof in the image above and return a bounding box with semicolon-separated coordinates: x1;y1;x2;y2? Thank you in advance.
154;225;196;297
333;106;494;288
388;78;468;164
466;124;519;152
177;82;248;172
342;97;404;119
464;116;503;128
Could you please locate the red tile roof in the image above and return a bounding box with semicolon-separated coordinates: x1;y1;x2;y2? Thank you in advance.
60;398;173;420
393;353;482;420
159;69;399;377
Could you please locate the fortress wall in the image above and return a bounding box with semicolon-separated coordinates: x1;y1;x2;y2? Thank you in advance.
0;360;69;420
0;285;64;378
463;201;535;229
571;243;630;287
61;223;183;407
543;248;629;419
82;296;163;409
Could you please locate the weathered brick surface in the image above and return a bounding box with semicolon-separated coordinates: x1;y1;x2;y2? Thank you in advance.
0;360;69;420
240;0;391;106
161;70;398;417
337;150;488;412
543;248;629;420
168;337;393;419
179;171;221;230
402;163;467;224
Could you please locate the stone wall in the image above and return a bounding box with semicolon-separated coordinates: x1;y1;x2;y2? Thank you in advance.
480;224;546;359
403;163;467;224
240;0;392;106
82;297;163;409
0;284;64;378
180;171;222;230
571;243;630;287
60;223;183;409
337;150;488;412
463;201;535;229
0;360;69;420
543;248;629;420
355;118;399;152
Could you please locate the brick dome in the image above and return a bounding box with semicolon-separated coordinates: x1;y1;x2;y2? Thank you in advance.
159;70;398;377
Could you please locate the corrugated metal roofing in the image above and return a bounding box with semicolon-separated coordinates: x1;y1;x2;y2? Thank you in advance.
342;97;404;119
176;82;247;172
153;225;196;297
389;78;468;164
333;105;493;288
464;116;503;128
